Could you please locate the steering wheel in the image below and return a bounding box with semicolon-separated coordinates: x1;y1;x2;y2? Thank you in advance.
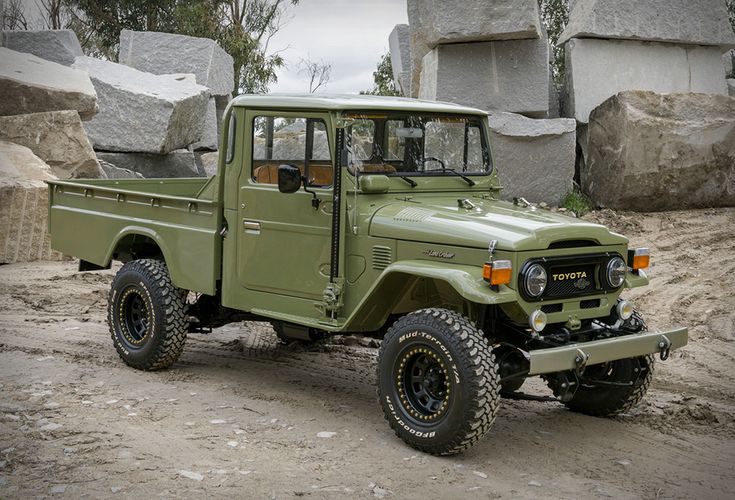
422;156;446;171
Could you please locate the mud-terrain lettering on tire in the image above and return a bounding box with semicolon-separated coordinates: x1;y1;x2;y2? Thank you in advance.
377;308;500;455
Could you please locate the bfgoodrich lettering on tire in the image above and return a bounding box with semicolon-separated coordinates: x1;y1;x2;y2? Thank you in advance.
377;308;500;455
108;259;188;371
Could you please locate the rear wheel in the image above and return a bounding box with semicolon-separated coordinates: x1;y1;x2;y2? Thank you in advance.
556;355;654;417
377;308;500;455
108;259;188;371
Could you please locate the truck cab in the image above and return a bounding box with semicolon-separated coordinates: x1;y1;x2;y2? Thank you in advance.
48;94;687;455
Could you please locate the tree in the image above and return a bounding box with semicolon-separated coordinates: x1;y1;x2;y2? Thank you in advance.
298;57;331;93
66;0;299;94
35;0;66;29
537;0;570;87
1;0;29;30
362;52;399;96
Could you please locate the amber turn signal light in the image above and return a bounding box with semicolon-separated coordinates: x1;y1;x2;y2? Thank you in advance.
628;247;650;270
483;260;512;286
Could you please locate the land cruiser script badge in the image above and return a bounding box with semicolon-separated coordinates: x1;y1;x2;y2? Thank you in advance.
423;249;455;259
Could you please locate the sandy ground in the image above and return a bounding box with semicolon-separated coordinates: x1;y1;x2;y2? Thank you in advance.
0;208;733;499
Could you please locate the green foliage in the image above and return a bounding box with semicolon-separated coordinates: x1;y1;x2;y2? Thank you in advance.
66;0;298;94
560;189;594;216
362;52;399;96
537;0;570;88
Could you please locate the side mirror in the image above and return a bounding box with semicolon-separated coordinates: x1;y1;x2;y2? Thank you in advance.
277;164;302;193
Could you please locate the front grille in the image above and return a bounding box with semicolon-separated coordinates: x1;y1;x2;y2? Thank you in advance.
580;299;601;309
541;303;563;313
545;264;596;298
520;253;623;302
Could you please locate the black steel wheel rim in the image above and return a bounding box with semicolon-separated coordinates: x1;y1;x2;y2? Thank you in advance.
121;287;150;346
397;347;450;422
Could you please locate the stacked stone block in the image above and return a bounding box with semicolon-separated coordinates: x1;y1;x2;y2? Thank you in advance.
396;0;574;205
561;0;735;210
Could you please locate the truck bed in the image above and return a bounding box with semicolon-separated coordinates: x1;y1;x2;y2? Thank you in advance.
47;177;222;294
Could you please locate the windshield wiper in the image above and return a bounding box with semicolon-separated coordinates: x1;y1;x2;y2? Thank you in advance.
444;168;476;187
398;175;417;187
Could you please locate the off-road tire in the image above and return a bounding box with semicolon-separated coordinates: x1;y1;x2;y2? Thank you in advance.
560;355;655;417
377;308;501;455
108;259;188;371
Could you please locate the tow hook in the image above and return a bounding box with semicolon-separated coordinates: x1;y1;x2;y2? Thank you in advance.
658;335;671;361
573;348;589;377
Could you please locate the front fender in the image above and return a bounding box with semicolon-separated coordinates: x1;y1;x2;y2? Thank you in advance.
344;260;517;331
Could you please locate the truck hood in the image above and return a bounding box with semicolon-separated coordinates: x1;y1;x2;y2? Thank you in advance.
368;198;627;251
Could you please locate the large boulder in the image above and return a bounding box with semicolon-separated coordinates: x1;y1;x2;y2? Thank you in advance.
420;0;542;47
196;151;219;177
95;150;200;178
98;160;144;179
191;97;218;151
388;24;410;96
119;30;234;96
72;56;210;154
0;48;97;120
564;38;727;123
0;111;103;179
1;29;83;65
0;140;63;263
419;35;550;117
583;91;735;211
488;113;576;205
559;0;735;47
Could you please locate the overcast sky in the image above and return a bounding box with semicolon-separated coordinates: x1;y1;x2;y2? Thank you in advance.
268;0;408;94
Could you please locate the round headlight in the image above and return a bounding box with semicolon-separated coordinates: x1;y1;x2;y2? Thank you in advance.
606;256;626;288
524;263;547;297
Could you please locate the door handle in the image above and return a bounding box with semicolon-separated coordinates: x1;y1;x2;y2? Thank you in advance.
242;220;261;231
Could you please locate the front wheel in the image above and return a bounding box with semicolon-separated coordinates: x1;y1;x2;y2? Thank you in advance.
377;308;500;455
555;355;655;417
108;259;188;371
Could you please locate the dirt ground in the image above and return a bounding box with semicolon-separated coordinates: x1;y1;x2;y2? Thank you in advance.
0;208;733;499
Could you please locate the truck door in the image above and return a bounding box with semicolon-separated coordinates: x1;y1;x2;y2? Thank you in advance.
236;111;333;300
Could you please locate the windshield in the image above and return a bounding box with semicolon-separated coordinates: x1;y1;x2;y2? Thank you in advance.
344;112;492;177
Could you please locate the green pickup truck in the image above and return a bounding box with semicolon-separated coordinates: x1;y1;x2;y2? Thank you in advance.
48;94;687;455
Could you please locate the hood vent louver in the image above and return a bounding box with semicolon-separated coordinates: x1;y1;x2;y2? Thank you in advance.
372;245;392;270
393;207;434;222
547;239;599;249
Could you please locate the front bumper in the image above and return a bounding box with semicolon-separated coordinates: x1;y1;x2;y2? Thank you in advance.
527;327;688;376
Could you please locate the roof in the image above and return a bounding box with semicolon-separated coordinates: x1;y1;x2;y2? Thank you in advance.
230;93;489;115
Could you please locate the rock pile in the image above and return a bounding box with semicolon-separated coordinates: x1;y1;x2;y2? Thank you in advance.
560;0;735;210
1;29;83;65
72;56;210;154
0;141;63;263
0;29;234;262
392;0;573;205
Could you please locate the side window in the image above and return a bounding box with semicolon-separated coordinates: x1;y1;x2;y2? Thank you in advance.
252;116;332;187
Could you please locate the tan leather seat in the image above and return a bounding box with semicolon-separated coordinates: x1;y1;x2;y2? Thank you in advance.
253;163;334;187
